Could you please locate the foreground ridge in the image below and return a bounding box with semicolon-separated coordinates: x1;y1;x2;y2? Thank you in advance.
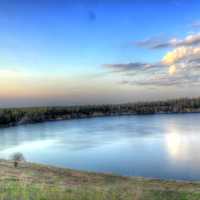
1;159;200;200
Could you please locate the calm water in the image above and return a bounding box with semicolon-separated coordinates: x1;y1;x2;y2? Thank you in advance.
0;113;200;180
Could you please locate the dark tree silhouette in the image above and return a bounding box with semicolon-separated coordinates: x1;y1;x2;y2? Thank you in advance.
0;97;200;127
10;153;25;168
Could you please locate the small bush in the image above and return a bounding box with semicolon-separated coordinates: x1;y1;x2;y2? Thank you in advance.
10;152;25;168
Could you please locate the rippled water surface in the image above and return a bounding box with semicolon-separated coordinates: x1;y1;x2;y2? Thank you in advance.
1;113;200;180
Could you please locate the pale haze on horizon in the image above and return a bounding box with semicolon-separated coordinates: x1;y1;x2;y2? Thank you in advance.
0;0;200;107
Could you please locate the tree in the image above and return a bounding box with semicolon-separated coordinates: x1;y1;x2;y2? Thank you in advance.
10;152;25;168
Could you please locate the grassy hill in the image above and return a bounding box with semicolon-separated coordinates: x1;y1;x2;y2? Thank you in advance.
1;160;200;200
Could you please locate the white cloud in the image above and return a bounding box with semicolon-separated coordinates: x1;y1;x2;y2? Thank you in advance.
162;46;200;64
169;65;177;75
136;33;200;49
105;32;200;87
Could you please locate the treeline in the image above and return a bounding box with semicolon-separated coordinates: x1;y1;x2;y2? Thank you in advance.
0;97;200;127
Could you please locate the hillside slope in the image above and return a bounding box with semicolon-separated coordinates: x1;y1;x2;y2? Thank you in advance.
1;160;200;200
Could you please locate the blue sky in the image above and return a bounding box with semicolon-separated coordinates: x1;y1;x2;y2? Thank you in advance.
0;0;200;107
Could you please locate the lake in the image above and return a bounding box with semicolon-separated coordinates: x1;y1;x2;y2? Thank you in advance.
0;113;200;181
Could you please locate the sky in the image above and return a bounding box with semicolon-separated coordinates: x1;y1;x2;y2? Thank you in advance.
1;0;200;107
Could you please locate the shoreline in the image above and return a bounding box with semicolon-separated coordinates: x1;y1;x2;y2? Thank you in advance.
0;97;200;128
1;158;200;185
1;110;200;129
1;159;200;199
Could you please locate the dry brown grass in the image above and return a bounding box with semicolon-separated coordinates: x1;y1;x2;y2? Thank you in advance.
1;159;200;200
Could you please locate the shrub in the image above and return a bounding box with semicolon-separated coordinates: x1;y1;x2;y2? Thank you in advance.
10;152;25;168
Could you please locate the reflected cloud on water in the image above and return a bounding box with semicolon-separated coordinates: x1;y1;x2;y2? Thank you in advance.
165;120;200;170
0;116;161;153
0;139;59;159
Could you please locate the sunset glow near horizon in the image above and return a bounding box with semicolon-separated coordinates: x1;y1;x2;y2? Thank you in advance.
1;0;200;107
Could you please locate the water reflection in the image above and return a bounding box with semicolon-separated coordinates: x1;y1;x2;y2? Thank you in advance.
0;139;58;159
165;127;182;158
165;119;200;171
1;114;200;180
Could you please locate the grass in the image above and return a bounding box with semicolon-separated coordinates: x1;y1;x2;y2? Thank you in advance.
1;160;200;200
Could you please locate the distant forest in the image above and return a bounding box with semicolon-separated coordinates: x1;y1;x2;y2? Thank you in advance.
0;97;200;127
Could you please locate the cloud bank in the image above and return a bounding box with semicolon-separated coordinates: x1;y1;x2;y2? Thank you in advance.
104;32;200;87
136;33;200;50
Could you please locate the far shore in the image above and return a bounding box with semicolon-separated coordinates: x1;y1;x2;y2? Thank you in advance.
1;111;200;129
0;97;200;128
